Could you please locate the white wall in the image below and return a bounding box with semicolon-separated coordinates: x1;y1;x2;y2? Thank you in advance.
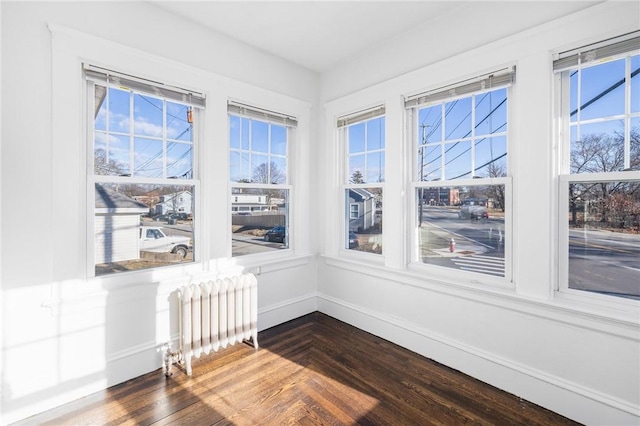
1;2;318;424
317;2;639;425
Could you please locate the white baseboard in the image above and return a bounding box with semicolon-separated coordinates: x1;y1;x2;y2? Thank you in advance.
317;293;640;426
257;292;318;331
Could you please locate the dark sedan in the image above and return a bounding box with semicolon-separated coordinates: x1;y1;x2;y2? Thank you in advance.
264;226;286;243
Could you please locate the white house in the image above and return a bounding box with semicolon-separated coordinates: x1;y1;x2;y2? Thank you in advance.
154;190;193;216
94;185;149;264
1;2;639;425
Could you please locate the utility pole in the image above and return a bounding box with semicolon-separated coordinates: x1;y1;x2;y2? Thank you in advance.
418;123;431;226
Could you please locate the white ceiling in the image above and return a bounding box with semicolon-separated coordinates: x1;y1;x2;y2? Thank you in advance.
150;1;602;73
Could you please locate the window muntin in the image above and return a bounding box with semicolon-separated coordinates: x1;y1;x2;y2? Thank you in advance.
229;106;294;256
557;37;640;299
408;71;512;280
89;72;201;276
417;87;508;182
340;110;385;255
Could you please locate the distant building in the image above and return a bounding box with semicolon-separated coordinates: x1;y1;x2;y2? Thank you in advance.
154;191;193;215
231;193;279;214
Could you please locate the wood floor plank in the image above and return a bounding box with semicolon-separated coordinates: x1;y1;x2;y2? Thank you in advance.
16;312;581;426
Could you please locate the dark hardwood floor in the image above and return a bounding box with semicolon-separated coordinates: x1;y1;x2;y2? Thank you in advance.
18;312;580;425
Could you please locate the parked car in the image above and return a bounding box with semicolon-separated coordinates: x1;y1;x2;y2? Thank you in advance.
348;232;359;249
139;226;191;258
458;205;489;220
264;226;286;243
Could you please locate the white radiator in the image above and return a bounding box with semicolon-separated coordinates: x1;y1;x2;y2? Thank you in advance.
164;273;258;376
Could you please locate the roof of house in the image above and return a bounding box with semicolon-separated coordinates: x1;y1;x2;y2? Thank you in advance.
95;185;149;213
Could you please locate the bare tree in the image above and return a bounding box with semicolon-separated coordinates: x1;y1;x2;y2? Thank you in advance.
569;127;640;229
252;162;285;184
485;162;506;211
94;148;125;176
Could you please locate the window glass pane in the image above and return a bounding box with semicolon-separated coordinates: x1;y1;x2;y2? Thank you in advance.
251;154;269;182
95;133;130;176
95;183;194;276
571;120;626;173
166;101;192;142
134;137;163;178
231;188;289;256
475;88;507;136
109;87;130;132
230;151;251;183
570;70;579;123
631;116;640;170
166;142;193;179
418;105;443;143
366;152;384;183
632;55;640;114
349;122;365;153
421;145;442;181
417;186;505;277
475;136;507;177
251;120;269;153
579;60;625;121
133;94;163;137
367;117;384;150
241;118;250;150
345;188;382;254
270;157;287;184
349;155;366;183
444;141;472;180
567;181;640;299
95;84;107;131
272;125;287;155
229;115;241;149
445;97;472;140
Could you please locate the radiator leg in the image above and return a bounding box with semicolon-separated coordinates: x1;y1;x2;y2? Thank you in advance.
163;344;182;377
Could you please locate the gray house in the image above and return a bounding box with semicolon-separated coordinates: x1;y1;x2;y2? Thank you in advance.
347;188;377;232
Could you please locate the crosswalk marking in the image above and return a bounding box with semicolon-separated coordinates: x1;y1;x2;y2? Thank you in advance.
451;254;505;276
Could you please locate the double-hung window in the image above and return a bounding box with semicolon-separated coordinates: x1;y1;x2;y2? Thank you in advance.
406;67;515;280
85;65;204;276
555;32;640;300
229;102;295;256
338;106;385;254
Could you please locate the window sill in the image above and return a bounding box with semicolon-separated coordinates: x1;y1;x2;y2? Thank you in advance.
320;255;639;339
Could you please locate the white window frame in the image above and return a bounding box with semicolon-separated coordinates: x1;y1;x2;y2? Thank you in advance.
85;65;204;278
405;67;515;286
339;106;385;256
554;32;640;305
228;102;296;256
